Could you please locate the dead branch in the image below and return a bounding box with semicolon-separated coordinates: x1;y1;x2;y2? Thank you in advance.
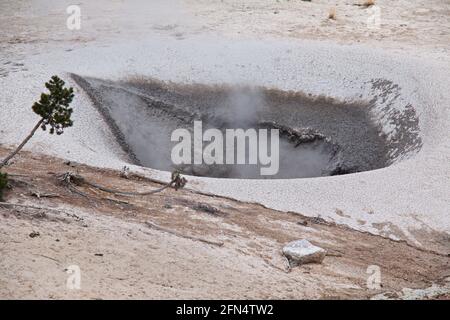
32;253;61;264
102;197;130;205
145;221;224;247
0;201;65;214
58;171;186;197
30;191;60;199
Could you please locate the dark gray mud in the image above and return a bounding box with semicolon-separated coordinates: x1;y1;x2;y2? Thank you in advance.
72;75;396;179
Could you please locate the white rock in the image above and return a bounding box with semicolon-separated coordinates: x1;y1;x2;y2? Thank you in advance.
282;239;327;266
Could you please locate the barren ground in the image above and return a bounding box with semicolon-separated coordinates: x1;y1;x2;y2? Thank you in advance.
0;148;449;299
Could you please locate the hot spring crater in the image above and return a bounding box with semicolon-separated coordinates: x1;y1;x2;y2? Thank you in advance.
72;75;421;179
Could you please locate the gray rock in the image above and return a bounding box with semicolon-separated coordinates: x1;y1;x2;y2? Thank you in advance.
282;239;327;266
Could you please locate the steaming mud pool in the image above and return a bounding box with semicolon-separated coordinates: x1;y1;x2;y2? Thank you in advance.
72;75;413;179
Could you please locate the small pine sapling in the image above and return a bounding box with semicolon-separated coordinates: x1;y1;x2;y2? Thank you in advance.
0;76;75;169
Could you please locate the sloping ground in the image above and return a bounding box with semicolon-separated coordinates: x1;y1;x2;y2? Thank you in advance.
1;0;449;258
0;147;448;299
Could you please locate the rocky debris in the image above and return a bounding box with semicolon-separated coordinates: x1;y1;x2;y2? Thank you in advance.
282;239;327;266
29;231;40;238
259;121;328;146
120;166;130;179
63;160;81;168
371;278;450;300
172;198;227;217
29;191;59;199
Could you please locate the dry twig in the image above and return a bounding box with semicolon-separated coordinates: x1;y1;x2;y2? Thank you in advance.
145;221;224;247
